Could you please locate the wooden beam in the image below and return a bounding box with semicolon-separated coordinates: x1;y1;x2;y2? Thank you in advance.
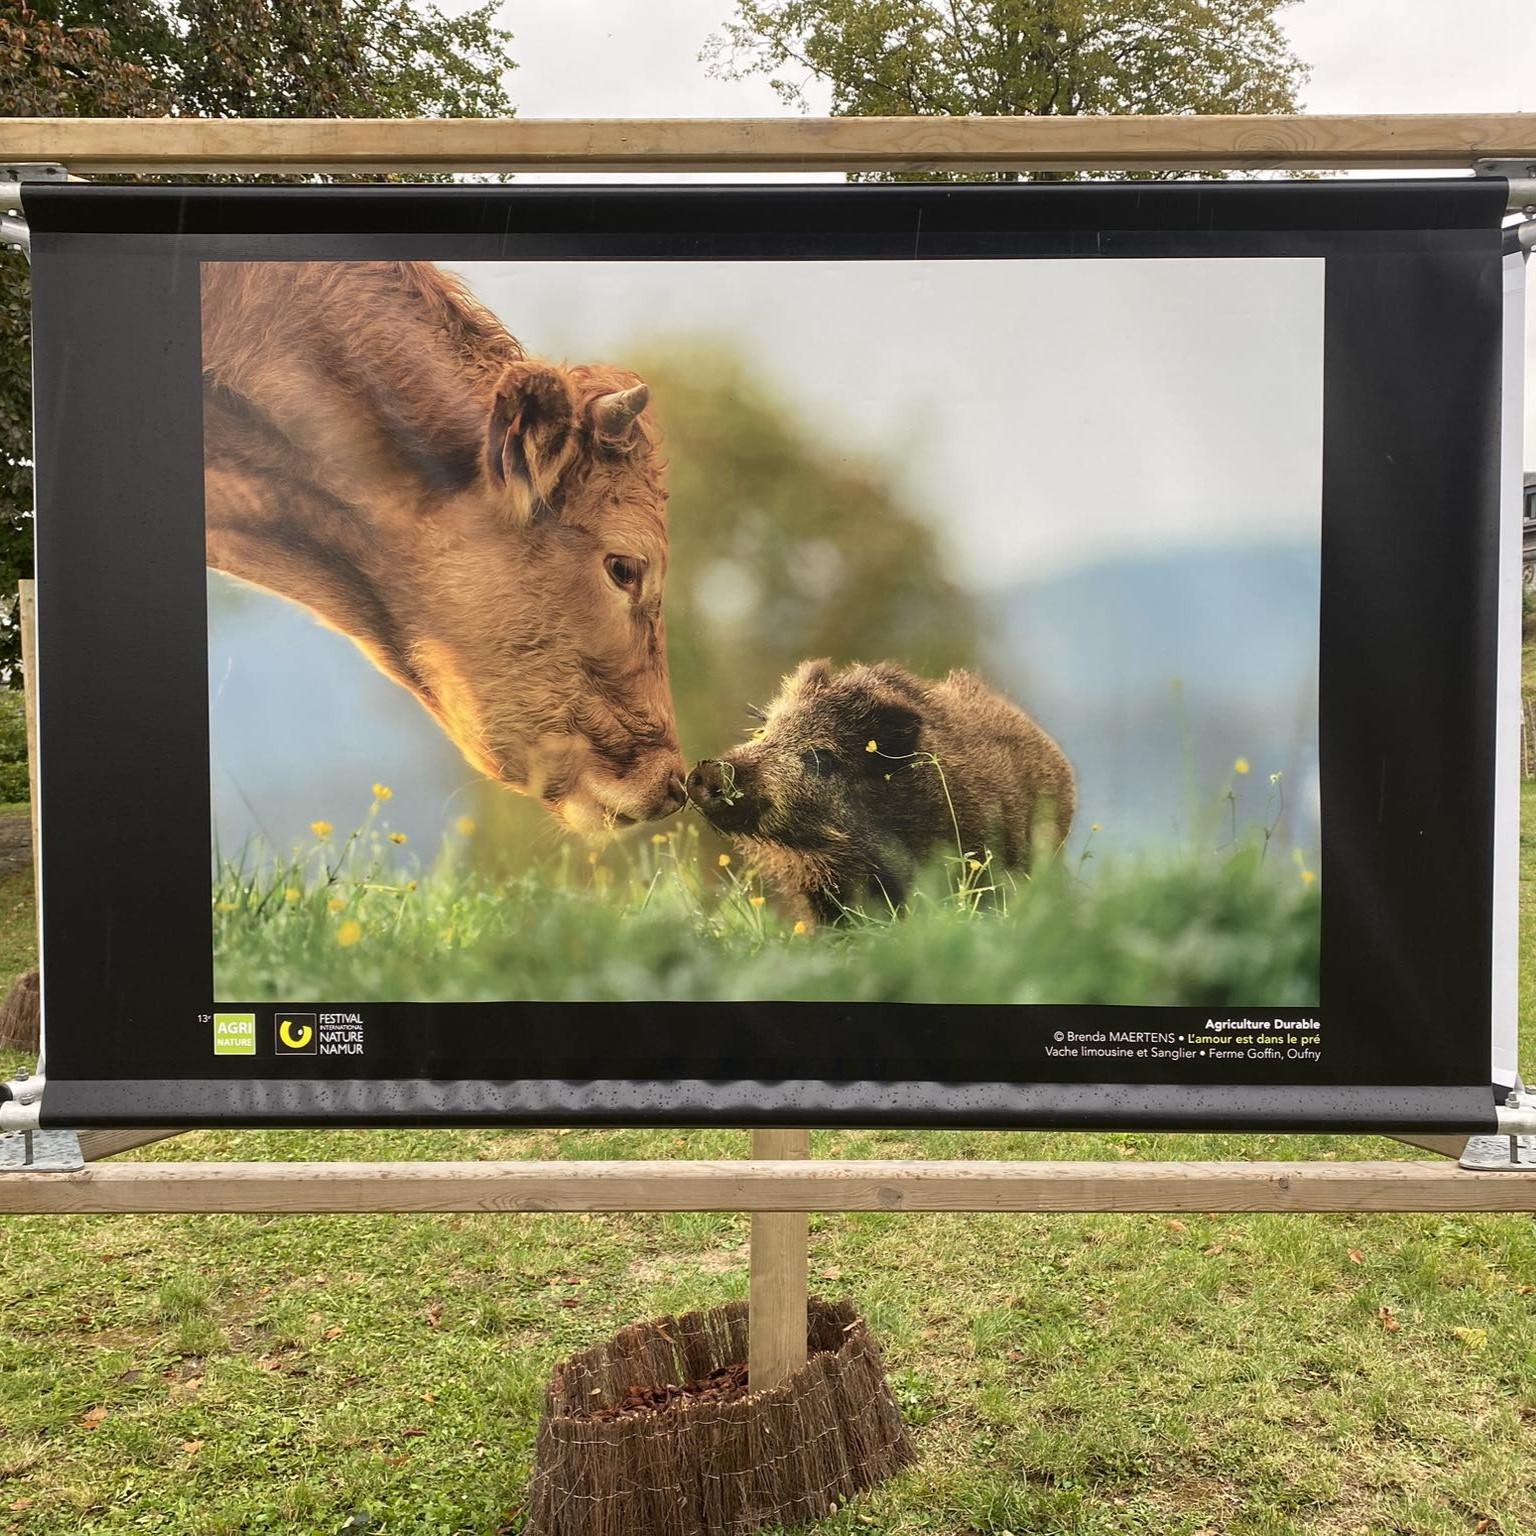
748;1130;809;1389
2;115;1534;176
1390;1133;1470;1160
4;1159;1535;1215
77;1129;186;1162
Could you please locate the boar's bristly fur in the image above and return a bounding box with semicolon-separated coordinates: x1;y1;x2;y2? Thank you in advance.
686;659;1075;923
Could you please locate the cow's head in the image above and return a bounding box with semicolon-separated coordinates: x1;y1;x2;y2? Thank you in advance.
405;360;685;836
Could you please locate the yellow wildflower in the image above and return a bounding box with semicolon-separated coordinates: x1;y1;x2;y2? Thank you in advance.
587;850;600;865
216;900;237;913
718;853;731;868
284;886;301;904
967;858;983;872
389;831;408;845
792;920;808;936
1300;869;1317;887
1234;758;1251;776
750;895;765;908
455;816;476;837
1091;822;1102;833
336;919;362;948
310;820;333;840
372;783;393;802
651;833;668;845
327;897;346;913
865;740;878;753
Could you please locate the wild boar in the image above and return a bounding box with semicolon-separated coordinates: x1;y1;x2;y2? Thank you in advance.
686;659;1075;922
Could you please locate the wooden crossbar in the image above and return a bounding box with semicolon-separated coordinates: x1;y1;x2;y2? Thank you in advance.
3;114;1535;176
4;1159;1533;1215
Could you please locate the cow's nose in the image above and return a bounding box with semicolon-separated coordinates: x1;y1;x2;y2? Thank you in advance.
661;772;687;814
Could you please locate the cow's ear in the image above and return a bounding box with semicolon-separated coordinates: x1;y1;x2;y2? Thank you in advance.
858;698;922;769
486;363;580;521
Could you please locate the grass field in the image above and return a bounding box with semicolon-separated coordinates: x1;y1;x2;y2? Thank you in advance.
214;798;1320;1006
0;793;1530;1535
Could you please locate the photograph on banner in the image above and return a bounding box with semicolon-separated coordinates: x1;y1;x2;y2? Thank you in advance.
205;256;1323;1007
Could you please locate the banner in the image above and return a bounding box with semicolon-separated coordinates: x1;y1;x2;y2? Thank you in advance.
23;181;1515;1128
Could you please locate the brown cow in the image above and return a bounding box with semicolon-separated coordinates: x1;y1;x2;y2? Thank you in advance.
201;261;685;835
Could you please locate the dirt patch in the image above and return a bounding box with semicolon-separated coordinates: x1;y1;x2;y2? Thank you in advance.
0;811;29;877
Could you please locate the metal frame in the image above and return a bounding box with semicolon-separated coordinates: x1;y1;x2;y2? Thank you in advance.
0;125;1532;1375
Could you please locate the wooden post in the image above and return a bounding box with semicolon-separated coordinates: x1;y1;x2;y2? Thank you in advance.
748;1128;810;1390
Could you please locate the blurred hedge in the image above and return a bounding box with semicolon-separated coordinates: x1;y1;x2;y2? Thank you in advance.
0;689;28;804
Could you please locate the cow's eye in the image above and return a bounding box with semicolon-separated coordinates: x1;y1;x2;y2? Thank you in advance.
799;748;839;777
604;554;644;594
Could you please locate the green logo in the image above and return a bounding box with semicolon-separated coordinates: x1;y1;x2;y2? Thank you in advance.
213;1012;256;1056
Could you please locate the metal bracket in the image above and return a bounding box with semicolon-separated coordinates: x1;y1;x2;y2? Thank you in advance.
1459;1133;1536;1172
1475;158;1536;212
0;1128;81;1172
1464;1090;1536;1170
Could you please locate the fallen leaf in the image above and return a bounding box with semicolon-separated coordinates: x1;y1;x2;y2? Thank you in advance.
8;1498;33;1512
1203;1244;1224;1257
821;1267;842;1282
1166;1219;1188;1233
401;1427;427;1438
323;1326;344;1341
423;1302;444;1329
421;1391;437;1404
1378;1306;1400;1334
1347;1248;1364;1265
181;1439;204;1455
80;1406;108;1429
1474;1518;1494;1533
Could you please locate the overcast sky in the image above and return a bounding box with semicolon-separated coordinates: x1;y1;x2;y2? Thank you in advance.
449;256;1322;585
467;0;1536;458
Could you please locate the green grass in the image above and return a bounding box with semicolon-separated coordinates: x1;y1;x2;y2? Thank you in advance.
0;794;1527;1536
214;809;1320;1006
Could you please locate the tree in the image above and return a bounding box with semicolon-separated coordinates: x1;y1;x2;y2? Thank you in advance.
707;0;1307;142
0;0;517;679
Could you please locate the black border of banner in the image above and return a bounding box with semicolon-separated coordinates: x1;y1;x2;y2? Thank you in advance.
23;180;1507;1130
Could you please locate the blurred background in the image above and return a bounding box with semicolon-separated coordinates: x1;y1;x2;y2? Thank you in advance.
208;254;1323;875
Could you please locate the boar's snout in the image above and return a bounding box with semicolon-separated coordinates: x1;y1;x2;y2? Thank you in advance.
686;758;756;831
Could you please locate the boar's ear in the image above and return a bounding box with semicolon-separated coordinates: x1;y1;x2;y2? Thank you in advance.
486;362;581;521
784;658;833;702
858;698;922;769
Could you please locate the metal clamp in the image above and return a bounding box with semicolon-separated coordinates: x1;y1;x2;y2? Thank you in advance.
1474;158;1536;213
0;1067;44;1133
0;163;67;261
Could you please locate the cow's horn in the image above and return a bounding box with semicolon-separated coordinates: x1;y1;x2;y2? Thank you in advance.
593;383;649;439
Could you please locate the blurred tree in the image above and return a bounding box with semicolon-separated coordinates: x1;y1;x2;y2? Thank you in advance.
638;345;982;761
706;0;1307;177
0;0;516;680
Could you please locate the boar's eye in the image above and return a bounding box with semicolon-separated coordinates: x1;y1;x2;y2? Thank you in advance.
799;748;840;777
604;554;644;594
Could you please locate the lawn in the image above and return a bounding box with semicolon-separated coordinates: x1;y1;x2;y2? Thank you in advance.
0;791;1530;1536
214;811;1320;1006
